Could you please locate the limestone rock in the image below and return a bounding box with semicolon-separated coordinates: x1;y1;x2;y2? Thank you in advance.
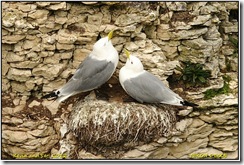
3;130;28;143
200;6;218;14
175;118;193;132
160;11;173;23
166;2;187;11
156;24;171;40
60;69;74;79
32;64;66;80
78;149;104;159
182;37;209;49
112;36;128;45
199;107;238;125
2;61;10;76
7;68;31;82
2;12;16;28
43;53;61;64
36;2;51;7
87;13;103;25
135;40;146;48
222;22;238;33
100;6;112;24
225;150;238;159
18;4;37;12
156;137;167;144
22;37;42;50
10;60;41;69
209;137;238;152
115;14;140;26
169;137;208;158
10;117;23;125
188;15;211;25
178;108;193;116
56;29;77;44
55;15;68;24
39;51;55;58
47;2;67;10
142;40;161;54
121;149;146;159
6;52;25;62
148;147;169;159
14;18;35;30
187;124;214;142
225;2;238;10
121;25;137;33
42;79;66;92
2;35;26;44
28;100;41;108
56;43;74;50
25;81;35;91
28;10;49;19
136;144;157;152
28;126;55;137
2;121;59;157
144;25;157;39
171;21;192;30
42;100;60;115
73;48;90;67
2;79;11;92
204;25;221;40
125;42;139;51
172;27;208;40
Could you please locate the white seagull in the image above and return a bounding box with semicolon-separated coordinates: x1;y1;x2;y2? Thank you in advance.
119;50;198;107
43;31;119;103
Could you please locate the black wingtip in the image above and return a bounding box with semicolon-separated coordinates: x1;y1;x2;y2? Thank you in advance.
181;101;199;107
41;91;58;99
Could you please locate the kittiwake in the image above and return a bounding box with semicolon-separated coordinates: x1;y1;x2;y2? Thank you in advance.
42;31;119;103
119;50;198;107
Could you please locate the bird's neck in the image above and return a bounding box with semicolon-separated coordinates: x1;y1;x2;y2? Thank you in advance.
92;45;116;60
123;67;145;79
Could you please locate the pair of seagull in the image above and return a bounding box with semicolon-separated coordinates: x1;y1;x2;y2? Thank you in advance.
43;31;197;107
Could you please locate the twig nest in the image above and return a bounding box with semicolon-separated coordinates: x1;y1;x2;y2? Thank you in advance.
68;94;177;149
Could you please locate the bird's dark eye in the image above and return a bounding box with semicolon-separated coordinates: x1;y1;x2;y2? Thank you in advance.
131;61;133;64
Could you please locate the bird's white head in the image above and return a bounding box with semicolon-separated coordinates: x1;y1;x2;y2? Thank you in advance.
124;49;144;73
93;31;114;54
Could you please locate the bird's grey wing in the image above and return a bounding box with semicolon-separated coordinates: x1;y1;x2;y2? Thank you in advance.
123;71;181;103
59;56;115;95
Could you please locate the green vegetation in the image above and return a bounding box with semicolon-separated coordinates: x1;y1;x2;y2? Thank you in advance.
203;75;231;100
175;61;211;87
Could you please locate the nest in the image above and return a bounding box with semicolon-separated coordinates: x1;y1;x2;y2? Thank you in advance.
68;96;177;150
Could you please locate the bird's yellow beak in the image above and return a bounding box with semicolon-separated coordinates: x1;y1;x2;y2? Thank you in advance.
124;49;130;59
107;30;113;40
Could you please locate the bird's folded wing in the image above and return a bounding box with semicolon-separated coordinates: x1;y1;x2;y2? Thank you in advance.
123;72;163;103
60;56;115;95
123;71;179;104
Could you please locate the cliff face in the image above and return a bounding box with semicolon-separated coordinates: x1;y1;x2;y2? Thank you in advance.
2;2;238;159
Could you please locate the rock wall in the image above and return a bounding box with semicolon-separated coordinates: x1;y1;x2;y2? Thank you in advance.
2;2;238;159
